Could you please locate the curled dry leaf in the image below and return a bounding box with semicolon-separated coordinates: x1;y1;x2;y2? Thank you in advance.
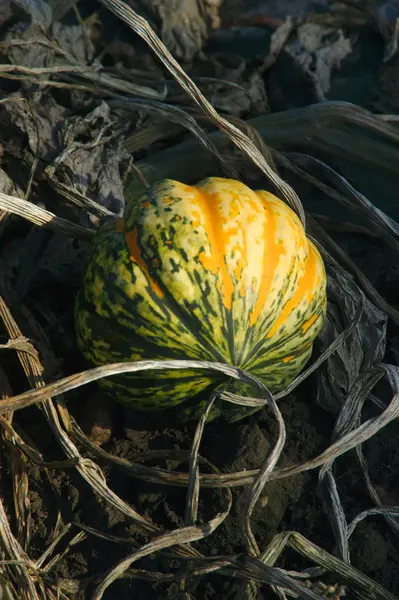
188;55;269;118
129;0;212;62
0;94;128;220
51;20;97;63
45;101;129;217
11;0;52;30
1;91;67;161
3;3;53;85
316;265;387;415
269;22;352;110
288;22;352;95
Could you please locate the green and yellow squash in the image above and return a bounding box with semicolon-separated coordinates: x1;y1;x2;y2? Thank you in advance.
75;177;327;420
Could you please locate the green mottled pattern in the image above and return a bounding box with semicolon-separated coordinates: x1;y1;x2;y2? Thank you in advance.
75;222;221;407
75;177;327;417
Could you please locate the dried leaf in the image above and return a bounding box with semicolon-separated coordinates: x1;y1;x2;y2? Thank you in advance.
316;265;387;415
12;0;52;30
130;0;209;62
52;21;96;63
285;22;352;100
2;91;67;160
189;56;269;117
5;27;53;70
45;101;127;215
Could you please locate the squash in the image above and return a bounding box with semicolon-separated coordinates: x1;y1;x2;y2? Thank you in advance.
75;177;327;420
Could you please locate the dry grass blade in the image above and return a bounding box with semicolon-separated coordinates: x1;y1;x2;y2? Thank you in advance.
44;178;118;220
309;217;399;324
93;499;232;600
274;151;394;242
288;532;398;600
109;97;237;179
226;113;278;173
0;337;36;355
66;69;165;100
71;422;256;487
0;359;263;415
184;394;217;527
0;302;36;567
0;498;39;600
34;524;72;570
189;531;393;599
288;152;399;250
0;416;79;470
2;449;31;553
126;101;399;199
0;369;32;557
0;191;94;240
0;297;160;538
229;555;326;600
355;444;399;540
243;387;285;558
319;467;349;564
97;0;305;223
123;120;182;154
0;296;44;390
319;362;399;566
257;532;292;569
348;504;399;535
0;64;95;76
256;101;399;176
40;531;87;574
109;551;336;599
0;299;78;599
0;43;164;101
71;522;138;547
277;364;399;475
64;363;399;498
310;214;379;238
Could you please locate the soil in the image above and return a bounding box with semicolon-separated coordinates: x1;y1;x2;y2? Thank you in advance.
5;231;399;599
1;1;399;599
12;375;399;599
10;384;334;600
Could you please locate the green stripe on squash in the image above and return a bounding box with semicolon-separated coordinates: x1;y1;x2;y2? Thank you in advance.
75;177;327;421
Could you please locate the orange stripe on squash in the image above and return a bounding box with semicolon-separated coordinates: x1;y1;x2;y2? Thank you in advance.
301;313;320;335
116;218;164;298
249;196;287;327
266;243;319;338
194;187;235;311
125;226;164;299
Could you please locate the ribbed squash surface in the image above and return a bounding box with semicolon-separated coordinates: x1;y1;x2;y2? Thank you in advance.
75;177;327;415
